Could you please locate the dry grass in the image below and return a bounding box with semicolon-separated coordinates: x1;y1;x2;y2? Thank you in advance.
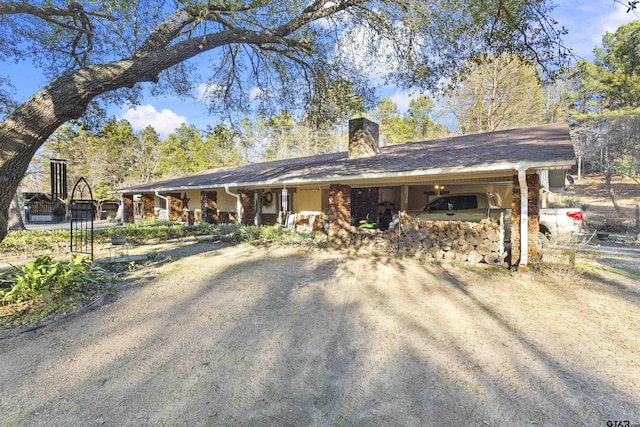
0;244;638;425
0;174;638;425
556;174;640;233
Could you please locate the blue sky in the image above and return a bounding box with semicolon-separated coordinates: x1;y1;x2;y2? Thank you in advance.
1;1;638;138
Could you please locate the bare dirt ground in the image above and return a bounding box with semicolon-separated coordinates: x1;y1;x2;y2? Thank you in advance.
1;241;639;426
562;174;640;230
1;173;638;426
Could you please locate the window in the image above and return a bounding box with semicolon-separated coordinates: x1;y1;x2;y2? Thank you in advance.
156;196;167;210
457;196;478;209
428;195;478;211
429;197;454;211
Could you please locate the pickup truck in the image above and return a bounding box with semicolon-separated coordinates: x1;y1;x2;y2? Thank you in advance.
411;193;585;243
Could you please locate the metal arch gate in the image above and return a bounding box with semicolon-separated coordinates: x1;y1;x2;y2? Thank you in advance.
70;177;94;259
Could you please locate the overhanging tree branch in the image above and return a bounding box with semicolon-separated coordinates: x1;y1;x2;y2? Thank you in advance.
0;0;575;242
137;8;196;55
0;1;114;30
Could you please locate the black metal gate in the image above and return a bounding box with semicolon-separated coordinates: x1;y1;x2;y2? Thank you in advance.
70;177;94;259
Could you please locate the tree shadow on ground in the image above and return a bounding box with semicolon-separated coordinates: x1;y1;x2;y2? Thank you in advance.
433;266;637;422
0;246;638;425
579;269;640;305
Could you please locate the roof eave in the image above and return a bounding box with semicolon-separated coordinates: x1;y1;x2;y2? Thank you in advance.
116;158;576;194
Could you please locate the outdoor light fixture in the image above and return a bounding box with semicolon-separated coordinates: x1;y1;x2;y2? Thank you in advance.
434;184;444;196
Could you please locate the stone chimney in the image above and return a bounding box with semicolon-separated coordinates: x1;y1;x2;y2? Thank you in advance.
348;117;379;158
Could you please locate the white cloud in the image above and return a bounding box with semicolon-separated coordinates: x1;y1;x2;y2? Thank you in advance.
388;90;417;112
555;2;638;59
193;83;209;100
119;104;187;139
249;86;264;100
600;3;638;34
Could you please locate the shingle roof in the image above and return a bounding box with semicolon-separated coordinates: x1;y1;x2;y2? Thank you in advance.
119;122;575;193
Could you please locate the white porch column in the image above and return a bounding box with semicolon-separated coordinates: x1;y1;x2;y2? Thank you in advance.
224;185;242;224
254;191;262;225
518;169;529;268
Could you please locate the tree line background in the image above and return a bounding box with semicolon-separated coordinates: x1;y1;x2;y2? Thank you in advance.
2;0;637;240
23;21;640;208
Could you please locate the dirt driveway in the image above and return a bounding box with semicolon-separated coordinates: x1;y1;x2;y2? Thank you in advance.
1;242;639;426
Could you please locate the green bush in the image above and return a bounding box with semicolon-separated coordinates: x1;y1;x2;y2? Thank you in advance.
0;255;114;330
0;223;328;257
0;255;111;308
237;225;329;248
0;230;70;255
135;218;183;227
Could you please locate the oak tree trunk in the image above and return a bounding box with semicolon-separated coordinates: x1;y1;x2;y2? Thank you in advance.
8;192;25;231
0;29;255;241
0;5;369;242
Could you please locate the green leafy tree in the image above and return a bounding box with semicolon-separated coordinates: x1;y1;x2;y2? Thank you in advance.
570;21;640;210
405;96;450;140
575;21;640;111
543;76;572;123
134;126;162;184
93;119;139;195
157;124;203;177
306;77;370;128
372;98;414;145
32;121;139;200
263;112;299;160
25;125;80;194
203;124;246;167
0;0;571;240
303;76;371;154
240;114;271;162
0;76;17;120
372;96;446;144
28;126;96;198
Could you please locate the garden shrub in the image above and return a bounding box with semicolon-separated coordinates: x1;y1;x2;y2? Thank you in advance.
0;255;114;329
0;230;70;255
0;223;328;257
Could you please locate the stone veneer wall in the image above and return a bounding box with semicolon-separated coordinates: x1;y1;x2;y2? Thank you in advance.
181;210;195;225
240;190;255;226
218;212;236;224
123;194;134;223
200;191;218;224
140;194;155;219
348;117;380;158
167;193;182;222
511;174;541;265
328;184;353;247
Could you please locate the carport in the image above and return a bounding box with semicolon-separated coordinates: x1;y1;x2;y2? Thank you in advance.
118;118;577;267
